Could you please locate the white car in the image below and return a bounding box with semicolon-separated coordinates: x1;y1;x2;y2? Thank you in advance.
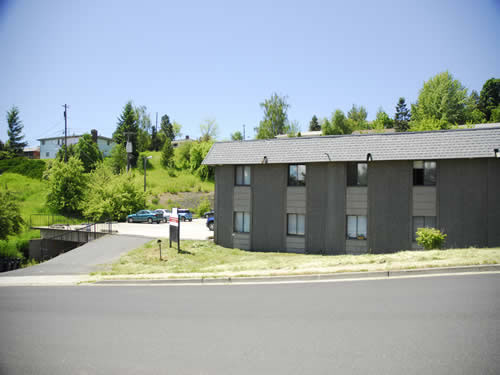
154;209;171;223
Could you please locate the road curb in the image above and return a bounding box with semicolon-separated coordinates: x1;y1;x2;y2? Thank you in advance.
95;264;500;285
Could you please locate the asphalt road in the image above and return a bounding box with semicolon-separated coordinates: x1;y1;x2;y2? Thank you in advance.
0;274;498;375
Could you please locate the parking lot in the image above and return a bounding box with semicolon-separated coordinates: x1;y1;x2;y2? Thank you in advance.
112;218;212;240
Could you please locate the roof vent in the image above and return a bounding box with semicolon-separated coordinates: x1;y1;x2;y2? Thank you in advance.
261;156;268;164
366;153;373;162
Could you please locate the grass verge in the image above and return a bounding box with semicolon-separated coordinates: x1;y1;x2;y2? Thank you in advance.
94;240;500;278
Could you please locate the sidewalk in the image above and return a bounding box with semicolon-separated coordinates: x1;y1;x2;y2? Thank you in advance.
1;264;499;286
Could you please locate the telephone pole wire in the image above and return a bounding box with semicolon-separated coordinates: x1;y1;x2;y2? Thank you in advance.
62;104;69;162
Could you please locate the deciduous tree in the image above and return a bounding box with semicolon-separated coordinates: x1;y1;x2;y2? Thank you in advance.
478;78;500;122
46;157;86;214
231;131;243;141
255;93;290;139
200;118;218;142
0;190;24;240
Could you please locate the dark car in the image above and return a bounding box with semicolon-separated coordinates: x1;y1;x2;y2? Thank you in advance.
127;210;162;224
203;210;215;218
206;216;214;231
178;209;193;222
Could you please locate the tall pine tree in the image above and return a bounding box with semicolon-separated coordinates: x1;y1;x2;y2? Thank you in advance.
309;115;321;131
394;98;411;132
113;101;139;167
160;114;175;141
6;106;27;154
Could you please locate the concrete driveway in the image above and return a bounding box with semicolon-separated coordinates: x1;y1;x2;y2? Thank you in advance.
112;218;212;240
0;234;153;276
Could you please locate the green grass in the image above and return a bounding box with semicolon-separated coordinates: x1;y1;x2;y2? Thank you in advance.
133;152;214;196
95;240;500;277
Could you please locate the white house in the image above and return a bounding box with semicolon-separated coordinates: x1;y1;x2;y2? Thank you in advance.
38;133;116;159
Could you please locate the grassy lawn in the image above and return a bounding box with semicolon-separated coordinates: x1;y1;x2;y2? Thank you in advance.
94;240;500;278
135;152;214;197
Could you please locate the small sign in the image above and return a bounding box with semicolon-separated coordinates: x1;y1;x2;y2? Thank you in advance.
169;207;180;251
126;141;133;153
169;207;178;227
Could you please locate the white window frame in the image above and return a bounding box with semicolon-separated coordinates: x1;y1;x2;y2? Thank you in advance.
287;213;305;236
235;166;251;186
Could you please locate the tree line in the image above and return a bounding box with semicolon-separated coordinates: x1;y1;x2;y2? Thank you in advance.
252;73;500;138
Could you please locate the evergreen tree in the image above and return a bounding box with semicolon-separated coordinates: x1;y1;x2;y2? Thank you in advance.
113;101;139;167
231;131;243;141
160;138;174;169
6;106;27;154
309;115;321;131
150;126;162;151
478;78;500;122
161;114;175;141
394;98;411;132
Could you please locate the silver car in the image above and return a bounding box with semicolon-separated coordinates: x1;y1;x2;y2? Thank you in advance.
154;209;171;223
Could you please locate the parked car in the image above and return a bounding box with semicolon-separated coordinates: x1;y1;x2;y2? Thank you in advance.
178;209;193;222
206;215;214;231
203;210;214;218
154;209;171;223
127;210;162;224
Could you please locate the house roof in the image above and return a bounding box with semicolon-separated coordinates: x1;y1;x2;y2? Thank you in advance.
202;126;500;165
37;135;114;142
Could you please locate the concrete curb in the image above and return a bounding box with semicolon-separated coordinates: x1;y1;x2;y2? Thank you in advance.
95;264;500;285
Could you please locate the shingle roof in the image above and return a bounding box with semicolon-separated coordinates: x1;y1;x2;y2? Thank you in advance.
202;127;500;165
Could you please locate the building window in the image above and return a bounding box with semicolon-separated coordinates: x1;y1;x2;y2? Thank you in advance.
288;164;306;186
347;215;367;240
107;140;111;146
413;161;436;186
235;166;251;186
347;162;368;186
41;140;45;145
287;214;305;236
412;216;436;241
45;152;50;157
234;212;250;233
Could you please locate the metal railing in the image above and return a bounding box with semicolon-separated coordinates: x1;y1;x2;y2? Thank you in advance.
38;218;114;261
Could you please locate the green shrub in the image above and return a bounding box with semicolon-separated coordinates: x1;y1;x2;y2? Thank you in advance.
151;197;160;205
416;227;447;250
160;139;174;169
0;190;24;240
0;240;23;259
196;198;212;218
0;157;46;179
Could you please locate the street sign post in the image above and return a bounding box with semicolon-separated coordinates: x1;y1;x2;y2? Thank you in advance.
169;208;180;252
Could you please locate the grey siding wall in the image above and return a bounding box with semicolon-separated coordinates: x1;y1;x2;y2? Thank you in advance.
438;159;488;248
286;236;305;253
412;187;436;216
233;233;251;250
251;165;286;251
346;187;368;215
346;240;367;254
306;163;346;255
214;166;234;248
368;161;412;253
488;159;500;247
287;187;306;214
233;186;251;211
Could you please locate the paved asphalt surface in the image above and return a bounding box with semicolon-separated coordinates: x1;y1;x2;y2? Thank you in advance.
0;273;498;375
0;235;153;276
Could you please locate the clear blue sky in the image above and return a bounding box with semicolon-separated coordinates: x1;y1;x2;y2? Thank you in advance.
1;0;499;146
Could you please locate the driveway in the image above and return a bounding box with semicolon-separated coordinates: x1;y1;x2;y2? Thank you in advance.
0;234;153;276
112;218;212;240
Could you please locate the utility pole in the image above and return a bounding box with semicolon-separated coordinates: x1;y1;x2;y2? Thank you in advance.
243;124;246;141
62;104;69;162
123;131;136;172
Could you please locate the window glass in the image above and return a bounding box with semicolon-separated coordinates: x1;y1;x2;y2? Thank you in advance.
297;214;305;235
347;163;358;186
357;216;367;239
288;165;297;185
424;161;436;186
298;165;306;183
243;166;251;185
234;212;243;232
347;216;357;239
288;214;297;235
235;166;243;185
243;212;251;233
357;163;368;186
426;216;436;228
45;152;49;157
